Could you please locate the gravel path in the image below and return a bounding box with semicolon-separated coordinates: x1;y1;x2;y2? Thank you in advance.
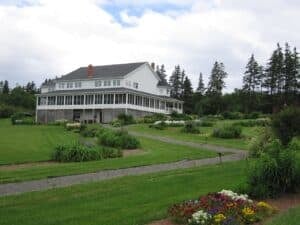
0;132;247;197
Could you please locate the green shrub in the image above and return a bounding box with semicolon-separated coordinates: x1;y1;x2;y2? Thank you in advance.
65;122;82;131
199;120;214;127
222;111;243;120
243;112;260;119
272;106;300;145
245;140;300;198
212;124;242;138
234;118;270;127
0;104;15;118
181;122;200;134
80;127;99;137
140;113;168;123
52;142;121;162
170;111;192;121
249;127;275;158
117;113;135;125
149;121;167;130
110;119;122;127
11;112;34;125
97;129;140;149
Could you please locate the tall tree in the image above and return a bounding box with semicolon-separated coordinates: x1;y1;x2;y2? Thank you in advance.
2;80;9;94
243;54;260;92
25;81;36;94
206;62;227;96
182;76;193;113
169;65;182;99
196;72;205;94
292;47;300;95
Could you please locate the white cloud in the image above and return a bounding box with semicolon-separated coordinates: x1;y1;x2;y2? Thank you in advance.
0;0;299;92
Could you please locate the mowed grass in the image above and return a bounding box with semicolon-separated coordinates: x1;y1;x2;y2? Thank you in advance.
0;134;216;183
0;161;246;225
265;206;300;225
0;119;78;165
127;120;260;150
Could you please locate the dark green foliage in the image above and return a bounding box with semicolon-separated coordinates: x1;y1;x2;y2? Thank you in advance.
212;124;242;138
53;143;121;162
80;126;99;137
141;113;167;123
11;112;34;125
234;118;270;127
245;140;300;198
170;111;192;121
182;76;194;114
243;112;260;119
0;104;15;118
222;111;243;120
199;120;214;127
181;122;200;134
98;129;140;149
149;121;167;130
117;113;135;125
248;127;275;158
272;107;300;145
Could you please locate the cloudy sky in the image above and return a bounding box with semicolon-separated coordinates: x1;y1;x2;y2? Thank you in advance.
0;0;299;92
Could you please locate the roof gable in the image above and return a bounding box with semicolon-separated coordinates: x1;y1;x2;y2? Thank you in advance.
58;62;146;81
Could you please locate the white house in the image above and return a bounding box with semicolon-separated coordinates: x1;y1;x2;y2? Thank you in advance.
36;62;183;123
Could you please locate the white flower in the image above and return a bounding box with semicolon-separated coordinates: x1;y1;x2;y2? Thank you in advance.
218;189;253;202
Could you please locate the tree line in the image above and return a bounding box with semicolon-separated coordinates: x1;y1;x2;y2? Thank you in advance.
156;42;299;115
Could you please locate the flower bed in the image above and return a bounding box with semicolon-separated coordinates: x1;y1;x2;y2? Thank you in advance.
168;190;277;225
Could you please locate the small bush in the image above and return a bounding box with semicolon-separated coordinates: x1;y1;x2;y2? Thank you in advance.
65;122;82;131
272;106;300;145
140;113;168;123
222;111;243;120
243;112;260;119
52;143;121;162
80;127;99;137
181;121;200;134
149;121;167;130
0;104;15;118
170;111;192;121
199;120;214;127
117;113;135;125
248;128;275;158
98;129;140;149
234;118;270;127
11;112;34;125
212;124;242;138
245;140;300;198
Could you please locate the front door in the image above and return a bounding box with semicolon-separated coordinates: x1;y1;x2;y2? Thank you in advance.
73;110;81;122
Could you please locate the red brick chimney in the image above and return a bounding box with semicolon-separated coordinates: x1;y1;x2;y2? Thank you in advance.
87;64;94;78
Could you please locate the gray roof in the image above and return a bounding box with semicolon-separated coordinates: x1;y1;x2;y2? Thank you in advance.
58;62;146;81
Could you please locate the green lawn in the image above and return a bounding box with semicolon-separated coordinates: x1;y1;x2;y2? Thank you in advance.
126;121;261;150
0;121;216;183
265;206;300;225
0;119;78;165
0;160;246;225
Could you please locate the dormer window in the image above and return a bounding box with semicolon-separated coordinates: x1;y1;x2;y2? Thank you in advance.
133;82;139;89
104;80;111;86
113;80;121;86
58;83;65;89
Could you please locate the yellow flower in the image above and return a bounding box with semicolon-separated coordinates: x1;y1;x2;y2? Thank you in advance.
214;213;226;223
242;207;255;216
257;201;272;209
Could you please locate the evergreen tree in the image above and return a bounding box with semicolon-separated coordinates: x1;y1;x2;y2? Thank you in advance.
2;80;9;94
196;72;205;94
182;76;193;113
169;65;182;99
243;54;260;92
25;81;36;94
206;62;227;96
292;47;300;94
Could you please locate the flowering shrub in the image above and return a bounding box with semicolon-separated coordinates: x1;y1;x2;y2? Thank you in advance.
168;190;277;225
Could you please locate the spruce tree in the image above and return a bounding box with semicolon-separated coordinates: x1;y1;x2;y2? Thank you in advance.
182;76;193;113
206;62;227;96
196;72;205;94
243;54;260;92
3;80;9;94
169;65;182;99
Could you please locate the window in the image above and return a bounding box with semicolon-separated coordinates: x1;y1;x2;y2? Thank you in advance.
95;94;103;104
48;96;56;105
128;94;135;104
178;103;182;109
39;97;47;105
95;80;102;87
143;97;149;107
75;82;81;88
67;82;73;88
160;101;166;110
167;89;170;95
58;83;65;89
113;80;121;86
133;82;139;89
74;95;84;105
104;80;111;86
57;96;64;105
85;95;94;105
155;100;159;109
115;94;126;104
48;86;55;92
135;96;142;106
65;96;72;105
150;99;154;108
104;94;114;104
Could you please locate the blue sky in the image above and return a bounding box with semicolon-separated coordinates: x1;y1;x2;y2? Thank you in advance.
0;0;299;91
